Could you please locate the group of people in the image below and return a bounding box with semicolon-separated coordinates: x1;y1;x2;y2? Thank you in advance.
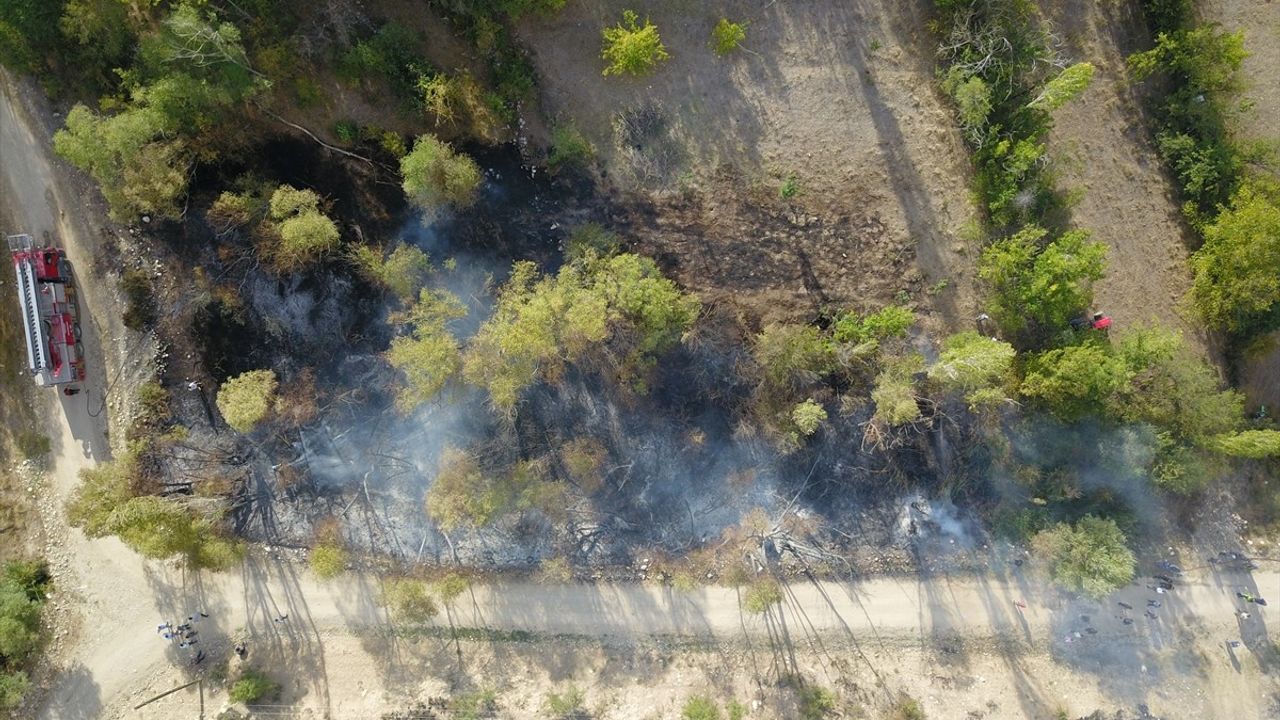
157;612;208;649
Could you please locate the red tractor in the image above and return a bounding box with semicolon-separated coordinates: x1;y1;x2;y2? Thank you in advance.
8;234;84;393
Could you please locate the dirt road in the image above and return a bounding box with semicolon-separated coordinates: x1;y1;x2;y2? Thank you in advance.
3;71;1278;720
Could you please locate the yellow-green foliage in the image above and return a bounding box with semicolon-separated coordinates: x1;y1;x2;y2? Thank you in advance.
561;437;608;493
601;10;669;76
753;324;835;393
742;576;783;614
927;331;1015;407
463;254;699;415
711;18;746;56
66;454;243;569
1032;515;1135;599
790;399;827;436
1213;429;1280;459
358;243;432;302
871;354;923;426
426;449;565;531
310;543;347;579
267;185;340;271
383;578;439;622
216;369;278;433
386;289;467;412
1190;179;1280;333
400;134;482;211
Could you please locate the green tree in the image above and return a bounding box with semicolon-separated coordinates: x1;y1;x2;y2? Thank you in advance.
387;288;466;412
1111;327;1242;442
0;576;41;661
464;254;699;414
400;134;482;212
1213;430;1280;459
1021;343;1128;421
53;105;189;220
1028;62;1096;111
426;447;502;532
0;0;60;72
682;695;722;720
942;67;992;143
1031;516;1136;599
979;225;1107;339
310;543;347;579
1128;25;1246;95
216;369;278;433
711;18;746;56
229;667;280;704
383;578;439;622
356;243;432;302
927;331;1015;408
601;10;669;76
1189;180;1280;333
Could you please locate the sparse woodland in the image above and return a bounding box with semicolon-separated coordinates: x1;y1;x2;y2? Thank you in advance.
0;0;1277;714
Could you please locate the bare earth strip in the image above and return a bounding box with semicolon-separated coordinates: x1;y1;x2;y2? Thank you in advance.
3;57;1278;720
1043;1;1212;359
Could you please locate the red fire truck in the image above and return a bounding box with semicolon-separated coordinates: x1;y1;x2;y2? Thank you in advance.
8;234;84;391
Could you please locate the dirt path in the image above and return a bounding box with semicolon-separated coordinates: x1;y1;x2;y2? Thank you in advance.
3;70;1278;720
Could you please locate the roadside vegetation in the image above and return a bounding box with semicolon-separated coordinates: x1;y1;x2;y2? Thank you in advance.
1128;0;1280;345
0;561;50;710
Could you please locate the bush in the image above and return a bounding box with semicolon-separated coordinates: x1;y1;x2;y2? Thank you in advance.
359;243;433;303
560;437;608;493
266;185;340;271
1189;180;1280;334
544;685;588;719
871;354;924;426
565;224;620;261
309;543;347;579
797;685;836;720
216;369;278;433
1031;515;1135;599
681;695;721;720
791;399;827;437
711;19;746;56
120;269;156;330
754;324;835;393
831;305;915;345
888;694;926;720
400;135;483;212
927;332;1015;407
228;667;280;704
548;123;595;172
0;670;30;709
383;578;439;622
742;577;783;614
601;10;669;77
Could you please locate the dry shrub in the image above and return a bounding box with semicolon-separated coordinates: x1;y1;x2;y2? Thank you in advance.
536;556;573;584
276;367;321;427
560;437;608;493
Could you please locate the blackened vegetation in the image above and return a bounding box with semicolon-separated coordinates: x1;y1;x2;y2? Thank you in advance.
151;136;989;575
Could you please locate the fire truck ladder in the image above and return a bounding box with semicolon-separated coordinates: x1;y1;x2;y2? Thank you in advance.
7;234;49;375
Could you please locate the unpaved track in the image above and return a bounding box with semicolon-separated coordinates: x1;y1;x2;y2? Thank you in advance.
2;72;1277;720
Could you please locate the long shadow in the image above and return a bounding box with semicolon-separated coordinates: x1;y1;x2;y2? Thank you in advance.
36;663;101;720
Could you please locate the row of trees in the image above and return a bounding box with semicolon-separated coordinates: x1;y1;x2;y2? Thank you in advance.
1129;2;1280;340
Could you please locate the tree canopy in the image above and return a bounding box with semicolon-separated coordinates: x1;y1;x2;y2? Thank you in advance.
1032;515;1135;599
400;134;482;212
979;225;1107;341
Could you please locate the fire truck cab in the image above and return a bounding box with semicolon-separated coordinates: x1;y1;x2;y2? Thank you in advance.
8;234;84;390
